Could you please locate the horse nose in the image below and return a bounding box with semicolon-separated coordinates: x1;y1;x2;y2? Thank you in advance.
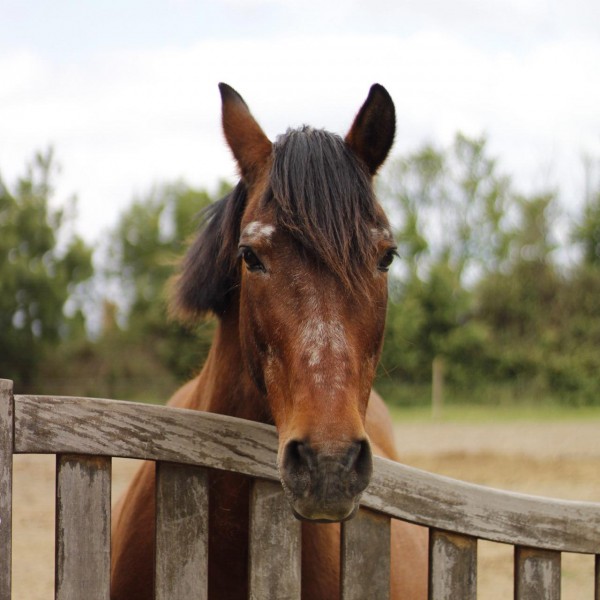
280;438;373;522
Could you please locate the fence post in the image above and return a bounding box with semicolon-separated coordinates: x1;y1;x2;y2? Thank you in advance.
0;379;14;600
432;357;445;420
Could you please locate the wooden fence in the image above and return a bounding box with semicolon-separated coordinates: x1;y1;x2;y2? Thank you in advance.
1;378;599;599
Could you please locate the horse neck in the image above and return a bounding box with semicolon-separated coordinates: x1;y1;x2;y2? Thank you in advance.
190;307;271;424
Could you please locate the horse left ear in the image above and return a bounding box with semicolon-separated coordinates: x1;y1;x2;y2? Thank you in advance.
219;83;272;184
345;84;396;176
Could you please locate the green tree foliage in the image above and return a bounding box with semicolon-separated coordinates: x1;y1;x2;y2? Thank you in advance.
573;188;600;267
382;134;513;282
104;181;231;381
380;137;600;406
0;150;93;388
379;134;511;389
475;192;562;384
36;180;231;401
5;142;600;406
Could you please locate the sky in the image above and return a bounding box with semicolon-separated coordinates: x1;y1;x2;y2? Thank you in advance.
1;0;599;242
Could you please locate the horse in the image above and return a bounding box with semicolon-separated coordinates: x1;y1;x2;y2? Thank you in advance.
111;83;427;599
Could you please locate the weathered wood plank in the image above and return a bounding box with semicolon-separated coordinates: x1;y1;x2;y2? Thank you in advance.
341;509;390;600
365;458;600;554
514;546;561;600
16;395;279;480
155;462;209;600
0;379;13;600
55;454;111;600
429;530;477;600
13;394;600;553
249;479;301;600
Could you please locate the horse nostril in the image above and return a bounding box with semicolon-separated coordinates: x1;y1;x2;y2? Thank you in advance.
346;439;373;487
282;440;315;494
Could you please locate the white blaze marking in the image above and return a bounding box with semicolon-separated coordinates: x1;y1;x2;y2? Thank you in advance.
299;315;348;389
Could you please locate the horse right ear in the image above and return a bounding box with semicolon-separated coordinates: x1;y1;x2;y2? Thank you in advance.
219;83;272;184
170;184;247;320
345;84;396;176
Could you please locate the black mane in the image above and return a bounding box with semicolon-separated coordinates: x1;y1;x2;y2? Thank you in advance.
269;126;385;290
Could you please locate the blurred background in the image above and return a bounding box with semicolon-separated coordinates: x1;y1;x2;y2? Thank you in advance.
2;0;600;410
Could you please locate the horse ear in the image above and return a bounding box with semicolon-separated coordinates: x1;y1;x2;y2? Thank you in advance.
219;83;272;184
345;84;396;176
170;184;247;320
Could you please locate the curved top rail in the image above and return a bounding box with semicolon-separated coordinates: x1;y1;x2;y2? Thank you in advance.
13;394;600;554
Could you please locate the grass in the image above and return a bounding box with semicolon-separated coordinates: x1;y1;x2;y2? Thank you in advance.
388;402;600;424
376;377;600;423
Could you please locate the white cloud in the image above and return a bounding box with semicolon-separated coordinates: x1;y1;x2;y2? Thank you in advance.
1;31;599;241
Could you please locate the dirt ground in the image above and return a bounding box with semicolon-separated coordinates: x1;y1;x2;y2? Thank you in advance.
10;419;600;599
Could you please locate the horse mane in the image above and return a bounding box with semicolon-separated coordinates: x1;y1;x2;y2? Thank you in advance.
269;126;385;291
173;126;386;320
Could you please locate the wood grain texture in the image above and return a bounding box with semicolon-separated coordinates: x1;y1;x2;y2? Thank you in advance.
341;509;391;600
249;479;301;600
155;462;209;600
365;458;600;554
16;395;279;480
428;530;477;600
14;394;600;554
514;547;561;600
55;454;111;600
0;379;13;600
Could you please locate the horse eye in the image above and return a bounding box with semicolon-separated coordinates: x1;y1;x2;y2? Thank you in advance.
239;247;265;273
378;249;397;272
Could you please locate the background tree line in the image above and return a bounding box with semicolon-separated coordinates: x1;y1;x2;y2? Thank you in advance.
1;138;599;406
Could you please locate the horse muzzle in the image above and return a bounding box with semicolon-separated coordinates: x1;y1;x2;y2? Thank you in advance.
278;438;373;522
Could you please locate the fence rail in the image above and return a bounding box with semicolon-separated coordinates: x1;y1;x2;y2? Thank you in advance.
1;379;599;599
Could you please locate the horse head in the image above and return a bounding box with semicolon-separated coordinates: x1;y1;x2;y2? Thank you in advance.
173;83;397;522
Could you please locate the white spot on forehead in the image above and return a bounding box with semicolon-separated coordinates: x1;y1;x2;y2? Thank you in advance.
242;220;276;242
371;227;393;241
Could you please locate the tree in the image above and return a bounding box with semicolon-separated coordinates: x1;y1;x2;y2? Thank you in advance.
0;150;93;388
380;134;513;283
104;180;231;381
573;187;600;267
378;134;512;389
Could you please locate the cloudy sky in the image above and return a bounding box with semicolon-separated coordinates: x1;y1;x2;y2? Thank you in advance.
2;0;599;241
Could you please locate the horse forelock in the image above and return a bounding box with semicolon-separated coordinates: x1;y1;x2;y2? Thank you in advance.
268;126;385;291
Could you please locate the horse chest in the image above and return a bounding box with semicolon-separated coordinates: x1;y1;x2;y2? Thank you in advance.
208;470;251;599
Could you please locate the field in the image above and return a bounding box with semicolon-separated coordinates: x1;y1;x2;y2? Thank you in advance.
11;406;600;599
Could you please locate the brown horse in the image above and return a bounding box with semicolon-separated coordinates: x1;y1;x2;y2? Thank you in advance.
111;83;427;599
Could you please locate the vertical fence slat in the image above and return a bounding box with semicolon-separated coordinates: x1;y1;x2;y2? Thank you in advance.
0;380;13;600
155;462;209;600
55;454;111;600
514;546;561;600
341;509;391;600
249;479;301;600
595;555;600;600
429;529;477;600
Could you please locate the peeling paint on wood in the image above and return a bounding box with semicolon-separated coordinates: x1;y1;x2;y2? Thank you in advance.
514;546;561;600
4;389;600;599
0;380;13;600
429;530;477;600
14;394;600;554
341;509;391;600
155;462;209;600
55;454;111;600
249;479;301;600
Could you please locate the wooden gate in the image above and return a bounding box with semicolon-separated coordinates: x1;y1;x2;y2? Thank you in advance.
1;378;599;599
